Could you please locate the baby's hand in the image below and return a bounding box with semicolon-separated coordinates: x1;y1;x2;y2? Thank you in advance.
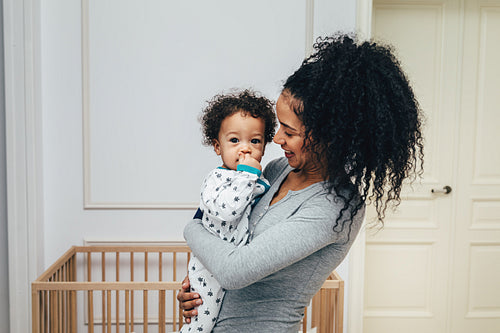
238;153;262;171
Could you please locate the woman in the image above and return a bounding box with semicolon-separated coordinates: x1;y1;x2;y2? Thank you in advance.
179;34;424;332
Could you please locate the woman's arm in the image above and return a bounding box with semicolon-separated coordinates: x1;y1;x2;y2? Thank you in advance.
184;197;356;290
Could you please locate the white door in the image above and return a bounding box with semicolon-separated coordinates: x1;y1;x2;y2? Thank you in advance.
451;0;500;331
362;0;500;332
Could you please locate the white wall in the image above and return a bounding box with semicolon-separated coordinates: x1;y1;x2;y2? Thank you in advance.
40;0;356;266
7;0;356;331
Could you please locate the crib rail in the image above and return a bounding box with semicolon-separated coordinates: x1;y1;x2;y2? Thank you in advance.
32;245;343;333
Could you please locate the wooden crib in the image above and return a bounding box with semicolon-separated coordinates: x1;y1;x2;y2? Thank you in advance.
32;245;343;333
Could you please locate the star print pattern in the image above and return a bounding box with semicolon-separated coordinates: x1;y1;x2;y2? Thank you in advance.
199;168;269;245
180;167;270;333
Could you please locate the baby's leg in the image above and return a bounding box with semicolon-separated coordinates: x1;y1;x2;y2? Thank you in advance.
180;256;224;332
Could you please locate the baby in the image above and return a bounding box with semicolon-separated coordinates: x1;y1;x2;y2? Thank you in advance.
180;89;276;332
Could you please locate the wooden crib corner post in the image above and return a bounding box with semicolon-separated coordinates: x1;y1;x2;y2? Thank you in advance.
32;285;40;333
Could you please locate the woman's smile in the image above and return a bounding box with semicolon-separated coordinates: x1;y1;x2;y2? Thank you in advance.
284;150;294;158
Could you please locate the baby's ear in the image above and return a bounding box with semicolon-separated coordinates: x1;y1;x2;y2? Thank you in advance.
213;139;222;156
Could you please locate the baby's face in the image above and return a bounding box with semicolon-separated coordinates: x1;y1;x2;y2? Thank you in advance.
213;111;266;170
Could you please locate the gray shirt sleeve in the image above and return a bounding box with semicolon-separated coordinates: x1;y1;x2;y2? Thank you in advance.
184;194;349;290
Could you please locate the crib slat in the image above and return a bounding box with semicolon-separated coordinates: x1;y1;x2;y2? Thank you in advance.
88;291;94;333
144;252;148;281
159;290;165;333
102;252;106;333
49;290;53;333
144;252;148;333
130;252;134;331
61;289;65;333
116;252;120;333
87;252;92;282
173;252;177;281
44;290;48;333
143;290;148;333
159;252;162;281
335;282;344;333
107;290;112;333
60;291;63;333
65;262;69;333
59;270;63;333
61;264;66;333
327;289;333;333
320;290;326;333
57;270;62;333
70;290;76;333
125;290;130;333
173;290;178;332
68;260;73;333
158;252;165;333
51;290;57;333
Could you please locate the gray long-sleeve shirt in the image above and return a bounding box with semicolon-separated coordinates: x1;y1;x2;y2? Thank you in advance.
184;157;364;332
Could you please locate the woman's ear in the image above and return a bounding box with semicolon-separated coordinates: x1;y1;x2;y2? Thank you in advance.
213;139;221;155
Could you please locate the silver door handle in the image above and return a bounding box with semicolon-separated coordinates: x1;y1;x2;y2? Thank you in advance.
431;185;452;194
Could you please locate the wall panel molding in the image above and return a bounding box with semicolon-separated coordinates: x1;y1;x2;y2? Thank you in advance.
81;0;312;210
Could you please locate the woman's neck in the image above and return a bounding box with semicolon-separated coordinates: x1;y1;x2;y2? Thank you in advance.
287;167;325;190
270;167;325;206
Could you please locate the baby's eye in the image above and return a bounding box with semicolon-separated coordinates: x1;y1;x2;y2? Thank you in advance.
230;138;239;143
251;139;261;144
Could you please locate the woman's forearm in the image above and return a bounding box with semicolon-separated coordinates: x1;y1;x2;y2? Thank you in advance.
184;203;345;290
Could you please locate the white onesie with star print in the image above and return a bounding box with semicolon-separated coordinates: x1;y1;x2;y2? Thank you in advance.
180;165;269;333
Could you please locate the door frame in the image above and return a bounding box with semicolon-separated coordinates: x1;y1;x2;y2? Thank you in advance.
4;0;44;332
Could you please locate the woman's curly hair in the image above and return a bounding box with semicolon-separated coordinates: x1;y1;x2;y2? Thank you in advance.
283;33;424;232
200;89;276;146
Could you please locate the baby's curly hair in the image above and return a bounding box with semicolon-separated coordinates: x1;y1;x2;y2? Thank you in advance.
200;89;276;146
283;33;424;231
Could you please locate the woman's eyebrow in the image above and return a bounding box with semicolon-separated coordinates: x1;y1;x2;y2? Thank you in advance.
279;121;298;132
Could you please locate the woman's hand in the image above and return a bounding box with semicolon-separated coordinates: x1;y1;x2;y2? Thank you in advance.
177;275;203;324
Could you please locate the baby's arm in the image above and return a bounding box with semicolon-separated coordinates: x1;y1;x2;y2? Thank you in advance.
200;167;266;223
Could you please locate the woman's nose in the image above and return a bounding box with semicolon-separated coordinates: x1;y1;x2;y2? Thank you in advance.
273;133;284;145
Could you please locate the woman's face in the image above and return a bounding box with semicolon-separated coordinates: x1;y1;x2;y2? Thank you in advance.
273;93;316;172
